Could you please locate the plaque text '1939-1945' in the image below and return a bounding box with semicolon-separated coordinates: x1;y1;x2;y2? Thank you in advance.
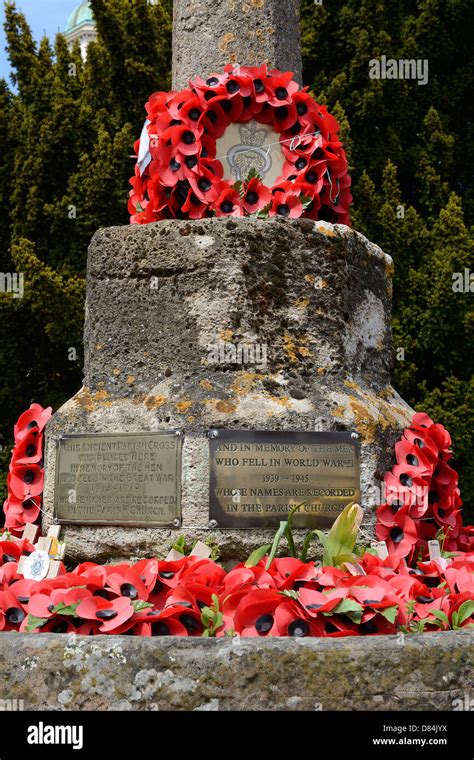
209;430;360;529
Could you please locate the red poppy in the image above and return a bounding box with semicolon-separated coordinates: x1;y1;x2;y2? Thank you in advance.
376;502;409;528
0;588;29;630
299;587;347;615
12;430;44;466
182;188;208;218
241;177;271;214
384;467;428;513
457;528;474;553
180;557;227;588
394;439;433;477
221;561;275;594
14;404;52;443
5;494;41;525
132;558;160;592
239;95;264;122
162;125;203;157
75;561;108;590
269;190;303;218
432;460;458;492
105;568;149;602
427;425;452;460
155;146;189;186
135;605;189;637
321;615;360;637
163;604;203;636
243;64;270;103
26;592;56;619
8;465;44;500
233;588;285;636
233;588;318;637
199;102;230;138
189;167;224;203
376;507;418;558
273;600;324;637
268;558;320;592
316;566;347;588
76;596;134;633
28;586;91;621
290;91;318;126
265;71;299;107
145;90;169;120
213;187;243;217
192;73;227;97
0;539;27;565
443;565;474;595
272;101;298;133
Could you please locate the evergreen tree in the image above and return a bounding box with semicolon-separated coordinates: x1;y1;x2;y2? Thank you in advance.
0;0;172;506
300;0;473;514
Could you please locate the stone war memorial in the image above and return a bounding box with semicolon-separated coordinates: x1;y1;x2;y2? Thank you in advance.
0;0;473;726
43;0;412;563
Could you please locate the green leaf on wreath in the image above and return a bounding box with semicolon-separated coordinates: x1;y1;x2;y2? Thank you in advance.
430;609;450;629
233;180;244;199
333;598;364;623
52;602;80;616
378;605;398;625
245;167;262;182
456;600;474;626
131;600;154;613
25;615;48;632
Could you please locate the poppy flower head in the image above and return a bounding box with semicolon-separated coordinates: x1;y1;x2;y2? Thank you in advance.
14;404;52;444
75;596;134;633
242;177;271;214
8;465;44;500
213;187;243;217
269;190;303;219
376;507;418;559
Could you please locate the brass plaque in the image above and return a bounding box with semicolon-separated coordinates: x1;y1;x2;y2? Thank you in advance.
54;431;182;527
209;430;360;529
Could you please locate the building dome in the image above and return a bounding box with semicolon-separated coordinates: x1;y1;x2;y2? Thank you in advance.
64;0;156;58
65;1;94;34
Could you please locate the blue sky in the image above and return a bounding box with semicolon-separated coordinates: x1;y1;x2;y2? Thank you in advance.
0;0;80;80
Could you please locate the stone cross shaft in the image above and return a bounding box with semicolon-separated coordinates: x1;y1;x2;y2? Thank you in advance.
172;0;302;89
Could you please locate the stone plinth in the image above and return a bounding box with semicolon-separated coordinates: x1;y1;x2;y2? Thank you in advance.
43;218;413;563
172;0;303;89
1;631;472;710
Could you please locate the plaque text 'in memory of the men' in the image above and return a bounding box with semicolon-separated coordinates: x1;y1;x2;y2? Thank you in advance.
209;430;360;529
54;432;182;527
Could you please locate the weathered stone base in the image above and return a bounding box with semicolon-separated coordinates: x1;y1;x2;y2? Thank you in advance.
43;218;413;562
43;390;412;564
1;631;472;711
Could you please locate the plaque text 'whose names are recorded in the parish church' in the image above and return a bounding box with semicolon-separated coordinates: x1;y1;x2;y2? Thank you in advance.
209;430;360;529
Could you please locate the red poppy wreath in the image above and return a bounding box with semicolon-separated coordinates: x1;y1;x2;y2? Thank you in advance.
128;65;352;225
